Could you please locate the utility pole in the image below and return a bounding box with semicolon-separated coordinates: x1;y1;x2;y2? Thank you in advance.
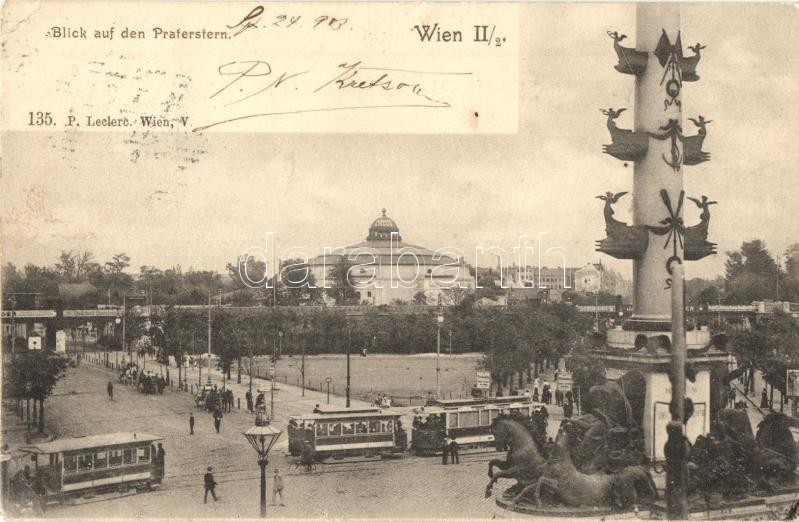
346;323;351;408
270;337;277;419
436;296;443;398
300;330;305;397
122;294;128;361
449;330;452;357
666;262;688;520
207;289;212;386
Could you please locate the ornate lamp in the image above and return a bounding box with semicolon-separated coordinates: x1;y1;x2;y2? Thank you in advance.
243;412;282;518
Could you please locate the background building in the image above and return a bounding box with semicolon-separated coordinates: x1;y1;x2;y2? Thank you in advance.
308;210;473;306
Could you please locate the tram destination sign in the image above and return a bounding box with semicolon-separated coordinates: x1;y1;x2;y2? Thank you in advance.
1;310;57;319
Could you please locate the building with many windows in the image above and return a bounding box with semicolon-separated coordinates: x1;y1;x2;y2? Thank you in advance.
308;210;473;305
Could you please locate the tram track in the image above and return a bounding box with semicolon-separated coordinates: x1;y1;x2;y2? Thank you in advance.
52;449;506;509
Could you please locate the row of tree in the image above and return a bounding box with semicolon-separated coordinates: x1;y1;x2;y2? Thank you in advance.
2;350;69;435
105;299;592;391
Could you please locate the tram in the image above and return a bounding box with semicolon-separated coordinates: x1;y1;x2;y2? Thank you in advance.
410;395;540;455
18;432;165;504
287;406;407;460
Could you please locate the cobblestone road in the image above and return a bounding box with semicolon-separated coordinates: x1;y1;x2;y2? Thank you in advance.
10;358;519;519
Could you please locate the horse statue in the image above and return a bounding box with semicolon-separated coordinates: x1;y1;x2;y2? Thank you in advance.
485;418;547;499
512;421;658;511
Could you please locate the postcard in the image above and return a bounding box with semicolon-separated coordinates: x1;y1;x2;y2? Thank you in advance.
2;1;798;520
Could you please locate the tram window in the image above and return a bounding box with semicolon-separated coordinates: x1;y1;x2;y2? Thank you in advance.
77;454;93;471
137;447;151;463
447;413;458;428
384;421;394;433
109;450;124;467
316;424;329;437
460;411;479;427
64;455;77;473
369;421;381;433
355;421;368;434
94;451;108;469
510;408;520;415
480;410;490;426
328;423;342;436
489;410;500;421
342;422;355;435
123;449;133;465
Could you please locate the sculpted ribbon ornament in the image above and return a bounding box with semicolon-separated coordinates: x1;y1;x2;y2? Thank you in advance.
649;119;683;172
646;189;685;289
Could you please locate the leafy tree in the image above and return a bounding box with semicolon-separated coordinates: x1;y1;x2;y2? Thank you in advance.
327;259;359;305
5;350;68;433
724;240;784;304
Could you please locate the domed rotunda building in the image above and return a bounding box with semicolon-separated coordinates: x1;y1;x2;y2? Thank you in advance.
308;209;472;305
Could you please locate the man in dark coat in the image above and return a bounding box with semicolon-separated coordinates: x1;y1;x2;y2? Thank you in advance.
213;407;223;433
449;439;460;464
246;390;253;413
107;381;114;401
204;467;218;503
761;387;770;409
441;436;449;465
189;413;195;435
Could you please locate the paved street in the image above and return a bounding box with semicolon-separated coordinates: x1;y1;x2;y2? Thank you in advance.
4;357;517;519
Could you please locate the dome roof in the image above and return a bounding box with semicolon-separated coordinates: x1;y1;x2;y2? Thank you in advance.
367;209;401;241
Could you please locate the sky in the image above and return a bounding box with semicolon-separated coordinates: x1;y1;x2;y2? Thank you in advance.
2;3;798;281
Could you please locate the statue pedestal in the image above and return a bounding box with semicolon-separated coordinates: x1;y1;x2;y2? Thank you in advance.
599;327;727;461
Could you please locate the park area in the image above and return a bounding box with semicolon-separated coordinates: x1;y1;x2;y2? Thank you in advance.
246;353;485;406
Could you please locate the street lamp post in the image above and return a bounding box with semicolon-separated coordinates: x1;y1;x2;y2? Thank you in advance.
326;377;332;404
272;333;281;420
243;412;282;519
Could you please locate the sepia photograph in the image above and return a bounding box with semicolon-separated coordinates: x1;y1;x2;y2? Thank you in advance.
1;1;799;519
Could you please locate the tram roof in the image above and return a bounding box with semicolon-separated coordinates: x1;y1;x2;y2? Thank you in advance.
290;411;402;421
426;396;532;408
414;402;534;414
314;406;381;414
19;432;163;454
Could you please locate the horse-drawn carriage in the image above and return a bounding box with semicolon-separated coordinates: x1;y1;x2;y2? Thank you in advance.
194;385;220;411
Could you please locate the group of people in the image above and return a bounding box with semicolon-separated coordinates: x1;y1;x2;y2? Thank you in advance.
200;385;234;412
374;394;392;408
202;467;284;505
117;362;168;394
412;413;445;431
245;389;267;413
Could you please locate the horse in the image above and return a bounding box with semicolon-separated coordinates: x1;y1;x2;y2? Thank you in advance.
485;418;547;499
514;421;657;510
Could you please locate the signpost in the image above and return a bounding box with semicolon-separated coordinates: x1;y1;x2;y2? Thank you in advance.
476;371;491;390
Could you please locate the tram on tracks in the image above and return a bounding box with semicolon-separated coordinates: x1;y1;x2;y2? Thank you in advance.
17;432;165;504
287;406;407;461
410;395;542;455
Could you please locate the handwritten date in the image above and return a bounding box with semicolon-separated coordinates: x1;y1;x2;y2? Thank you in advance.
227;6;348;37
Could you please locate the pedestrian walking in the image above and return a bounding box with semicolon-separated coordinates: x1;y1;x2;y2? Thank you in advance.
272;468;285;506
213;407;223;433
761;387;770;409
441;436;449;465
107;381;114;401
449;440;460;464
189;413;195;435
203;466;218;503
155;443;165;482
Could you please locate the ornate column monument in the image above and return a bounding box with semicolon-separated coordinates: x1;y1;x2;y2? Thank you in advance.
596;3;727;461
